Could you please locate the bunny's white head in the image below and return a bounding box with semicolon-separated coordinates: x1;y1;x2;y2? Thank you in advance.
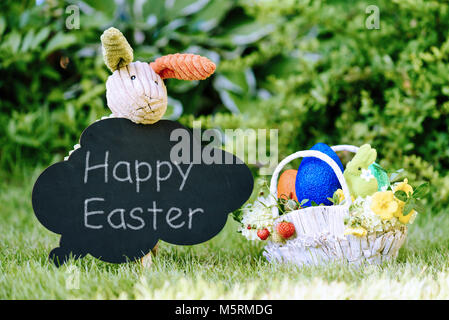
101;27;216;124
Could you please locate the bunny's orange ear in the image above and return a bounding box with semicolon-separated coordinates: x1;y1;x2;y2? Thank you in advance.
149;53;216;80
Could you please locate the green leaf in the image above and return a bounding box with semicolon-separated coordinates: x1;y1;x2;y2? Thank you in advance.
164;0;210;19
300;199;309;206
262;56;303;77
1;31;21;54
84;0;117;18
230;22;275;46
31;27;50;50
413;201;426;214
231;208;243;223
403;200;414;216
413;182;430;199
389;169;405;183
394;190;408;202
142;0;165;20
190;0;233;32
42;33;77;57
20;29;35;52
0;16;6;37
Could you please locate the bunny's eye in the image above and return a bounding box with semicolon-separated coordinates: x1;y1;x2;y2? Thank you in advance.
358;167;361;171
131;75;136;80
154;80;158;85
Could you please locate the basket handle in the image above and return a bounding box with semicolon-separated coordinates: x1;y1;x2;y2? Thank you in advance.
269;145;359;218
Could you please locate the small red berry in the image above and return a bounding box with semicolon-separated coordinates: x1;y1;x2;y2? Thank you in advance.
276;222;295;239
257;228;270;240
247;225;251;230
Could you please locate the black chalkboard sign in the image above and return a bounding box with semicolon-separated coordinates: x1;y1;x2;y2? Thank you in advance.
32;118;253;265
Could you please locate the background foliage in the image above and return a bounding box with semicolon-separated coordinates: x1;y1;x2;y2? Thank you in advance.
0;0;448;209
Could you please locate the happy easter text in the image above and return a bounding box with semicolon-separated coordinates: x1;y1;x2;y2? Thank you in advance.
82;151;202;231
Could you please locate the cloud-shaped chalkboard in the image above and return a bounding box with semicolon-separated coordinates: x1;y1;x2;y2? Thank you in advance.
32;118;253;265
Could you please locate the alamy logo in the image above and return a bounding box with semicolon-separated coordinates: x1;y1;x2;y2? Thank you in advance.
66;5;80;30
169;121;278;175
365;5;380;30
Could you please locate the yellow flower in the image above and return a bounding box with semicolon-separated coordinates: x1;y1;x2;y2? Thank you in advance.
394;178;414;196
344;227;368;237
334;189;355;204
334;189;344;204
393;179;415;224
370;191;398;220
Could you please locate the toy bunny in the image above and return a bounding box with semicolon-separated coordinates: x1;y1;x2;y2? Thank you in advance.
343;144;378;198
65;27;216;159
101;27;216;124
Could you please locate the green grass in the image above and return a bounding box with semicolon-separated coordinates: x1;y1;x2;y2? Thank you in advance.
1;167;449;299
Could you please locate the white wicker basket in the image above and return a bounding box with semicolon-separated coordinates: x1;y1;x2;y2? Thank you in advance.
263;145;408;267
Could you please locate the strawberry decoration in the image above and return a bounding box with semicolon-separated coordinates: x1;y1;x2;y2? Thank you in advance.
257;228;270;240
276;222;295;239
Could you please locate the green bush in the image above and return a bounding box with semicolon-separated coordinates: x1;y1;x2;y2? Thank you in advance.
192;0;449;208
1;0;448;208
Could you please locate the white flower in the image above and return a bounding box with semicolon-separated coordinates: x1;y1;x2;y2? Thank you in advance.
360;168;375;182
240;228;260;241
239;195;275;241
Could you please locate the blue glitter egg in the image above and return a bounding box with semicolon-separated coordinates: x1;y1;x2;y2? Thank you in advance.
295;143;344;207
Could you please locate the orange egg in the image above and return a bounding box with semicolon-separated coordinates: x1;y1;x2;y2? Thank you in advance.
277;169;298;201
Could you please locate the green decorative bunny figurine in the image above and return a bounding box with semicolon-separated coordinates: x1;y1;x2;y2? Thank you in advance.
343;144;379;198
